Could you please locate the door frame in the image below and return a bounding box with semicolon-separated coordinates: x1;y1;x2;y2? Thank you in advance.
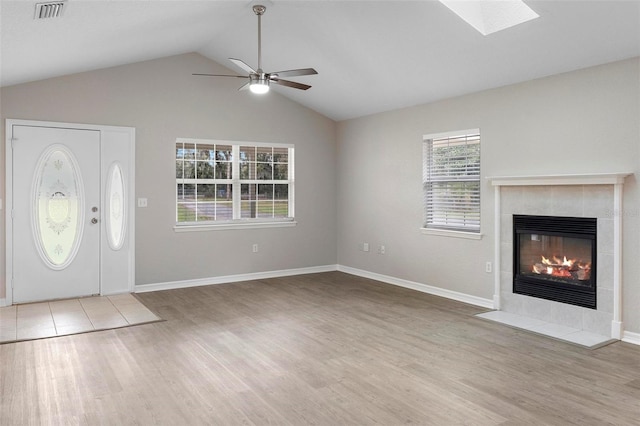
5;119;136;306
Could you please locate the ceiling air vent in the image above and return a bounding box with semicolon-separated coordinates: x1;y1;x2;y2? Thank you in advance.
34;1;66;19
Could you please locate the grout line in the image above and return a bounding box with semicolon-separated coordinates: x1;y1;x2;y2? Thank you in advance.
48;301;58;335
107;295;132;325
79;297;98;331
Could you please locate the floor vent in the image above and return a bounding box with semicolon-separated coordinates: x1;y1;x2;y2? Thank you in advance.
34;1;66;19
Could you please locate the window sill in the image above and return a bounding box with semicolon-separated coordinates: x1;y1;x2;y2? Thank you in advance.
420;228;483;240
175;220;297;232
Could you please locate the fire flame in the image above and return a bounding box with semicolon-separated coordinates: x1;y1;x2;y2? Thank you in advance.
532;255;591;280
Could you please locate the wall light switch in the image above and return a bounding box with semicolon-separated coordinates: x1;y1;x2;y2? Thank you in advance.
363;243;369;252
137;198;148;208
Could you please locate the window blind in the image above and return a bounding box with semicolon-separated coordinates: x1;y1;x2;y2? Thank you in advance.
423;131;480;232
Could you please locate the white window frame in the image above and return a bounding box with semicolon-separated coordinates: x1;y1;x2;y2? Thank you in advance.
421;129;481;240
174;138;295;232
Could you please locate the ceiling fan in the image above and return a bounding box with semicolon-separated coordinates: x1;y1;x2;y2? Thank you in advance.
193;4;317;94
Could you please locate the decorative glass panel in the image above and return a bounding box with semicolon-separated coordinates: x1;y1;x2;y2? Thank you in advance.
106;163;126;250
33;146;83;269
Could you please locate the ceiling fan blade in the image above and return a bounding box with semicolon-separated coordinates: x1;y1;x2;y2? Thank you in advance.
192;73;248;78
271;78;312;91
270;68;318;78
238;82;250;91
229;58;256;74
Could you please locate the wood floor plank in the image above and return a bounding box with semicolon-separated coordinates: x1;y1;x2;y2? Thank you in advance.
1;271;640;425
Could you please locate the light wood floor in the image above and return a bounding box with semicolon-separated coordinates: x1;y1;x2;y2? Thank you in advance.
1;272;639;425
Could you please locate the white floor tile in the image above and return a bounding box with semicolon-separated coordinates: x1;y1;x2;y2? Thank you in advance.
1;294;160;344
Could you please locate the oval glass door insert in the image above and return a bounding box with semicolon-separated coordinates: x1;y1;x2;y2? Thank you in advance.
106;162;126;250
33;145;84;269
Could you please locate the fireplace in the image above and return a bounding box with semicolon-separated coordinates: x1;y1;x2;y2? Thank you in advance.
513;215;597;309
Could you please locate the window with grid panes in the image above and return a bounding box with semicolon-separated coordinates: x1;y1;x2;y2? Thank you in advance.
176;139;294;226
423;130;480;233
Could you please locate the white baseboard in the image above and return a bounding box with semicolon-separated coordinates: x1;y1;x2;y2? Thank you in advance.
135;264;338;293
0;298;7;307
337;265;494;309
622;330;640;346
135;264;640;344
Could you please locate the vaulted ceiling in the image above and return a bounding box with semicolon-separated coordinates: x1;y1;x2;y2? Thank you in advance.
2;1;639;121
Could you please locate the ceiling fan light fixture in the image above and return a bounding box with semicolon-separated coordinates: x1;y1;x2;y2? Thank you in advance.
249;74;270;94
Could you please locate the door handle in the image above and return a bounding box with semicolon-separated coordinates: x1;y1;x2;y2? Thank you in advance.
91;218;98;224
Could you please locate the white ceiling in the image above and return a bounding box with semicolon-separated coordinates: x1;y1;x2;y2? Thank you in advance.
2;1;639;121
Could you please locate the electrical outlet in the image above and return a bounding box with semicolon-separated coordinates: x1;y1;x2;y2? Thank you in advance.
137;198;148;208
252;244;259;253
363;243;369;252
485;262;492;273
378;245;385;255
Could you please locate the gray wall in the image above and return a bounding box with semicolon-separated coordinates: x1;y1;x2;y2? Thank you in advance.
0;53;338;290
336;58;640;333
3;51;640;336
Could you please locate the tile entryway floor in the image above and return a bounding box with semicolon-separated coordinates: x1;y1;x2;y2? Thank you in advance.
0;293;160;344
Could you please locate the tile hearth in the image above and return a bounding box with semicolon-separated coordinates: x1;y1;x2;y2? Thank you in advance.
476;310;614;349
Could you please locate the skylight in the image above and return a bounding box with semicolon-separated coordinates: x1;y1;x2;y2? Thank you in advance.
439;0;539;36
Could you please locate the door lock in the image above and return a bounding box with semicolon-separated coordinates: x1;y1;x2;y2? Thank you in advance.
92;206;98;212
91;218;98;224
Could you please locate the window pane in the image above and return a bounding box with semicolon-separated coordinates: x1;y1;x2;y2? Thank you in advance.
274;184;288;200
273;148;288;163
197;144;215;160
257;147;272;162
258;184;273;199
184;161;195;179
241;184;256;201
216;161;231;179
273;201;288;218
183;144;196;159
240;163;251;180
197;184;216;201
240;146;256;162
274;164;288;180
176;161;184;179
241;201;257;218
196;203;215;221
176;143;185;159
216;184;232;201
216;145;232;161
182;184;195;201
177;203;196;222
197;161;214;179
257;163;273;180
215;202;233;220
257;201;274;218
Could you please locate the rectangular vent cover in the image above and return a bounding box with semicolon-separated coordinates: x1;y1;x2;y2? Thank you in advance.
35;1;66;19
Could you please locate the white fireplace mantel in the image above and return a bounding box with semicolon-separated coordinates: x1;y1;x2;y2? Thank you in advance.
486;172;633;340
487;172;631;187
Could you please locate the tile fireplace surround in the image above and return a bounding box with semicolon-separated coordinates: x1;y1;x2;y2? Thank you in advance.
485;173;631;345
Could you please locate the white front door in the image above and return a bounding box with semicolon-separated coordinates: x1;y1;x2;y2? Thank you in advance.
11;125;101;303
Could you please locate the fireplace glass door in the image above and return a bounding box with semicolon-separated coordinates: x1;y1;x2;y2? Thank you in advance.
513;215;596;309
518;234;593;285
